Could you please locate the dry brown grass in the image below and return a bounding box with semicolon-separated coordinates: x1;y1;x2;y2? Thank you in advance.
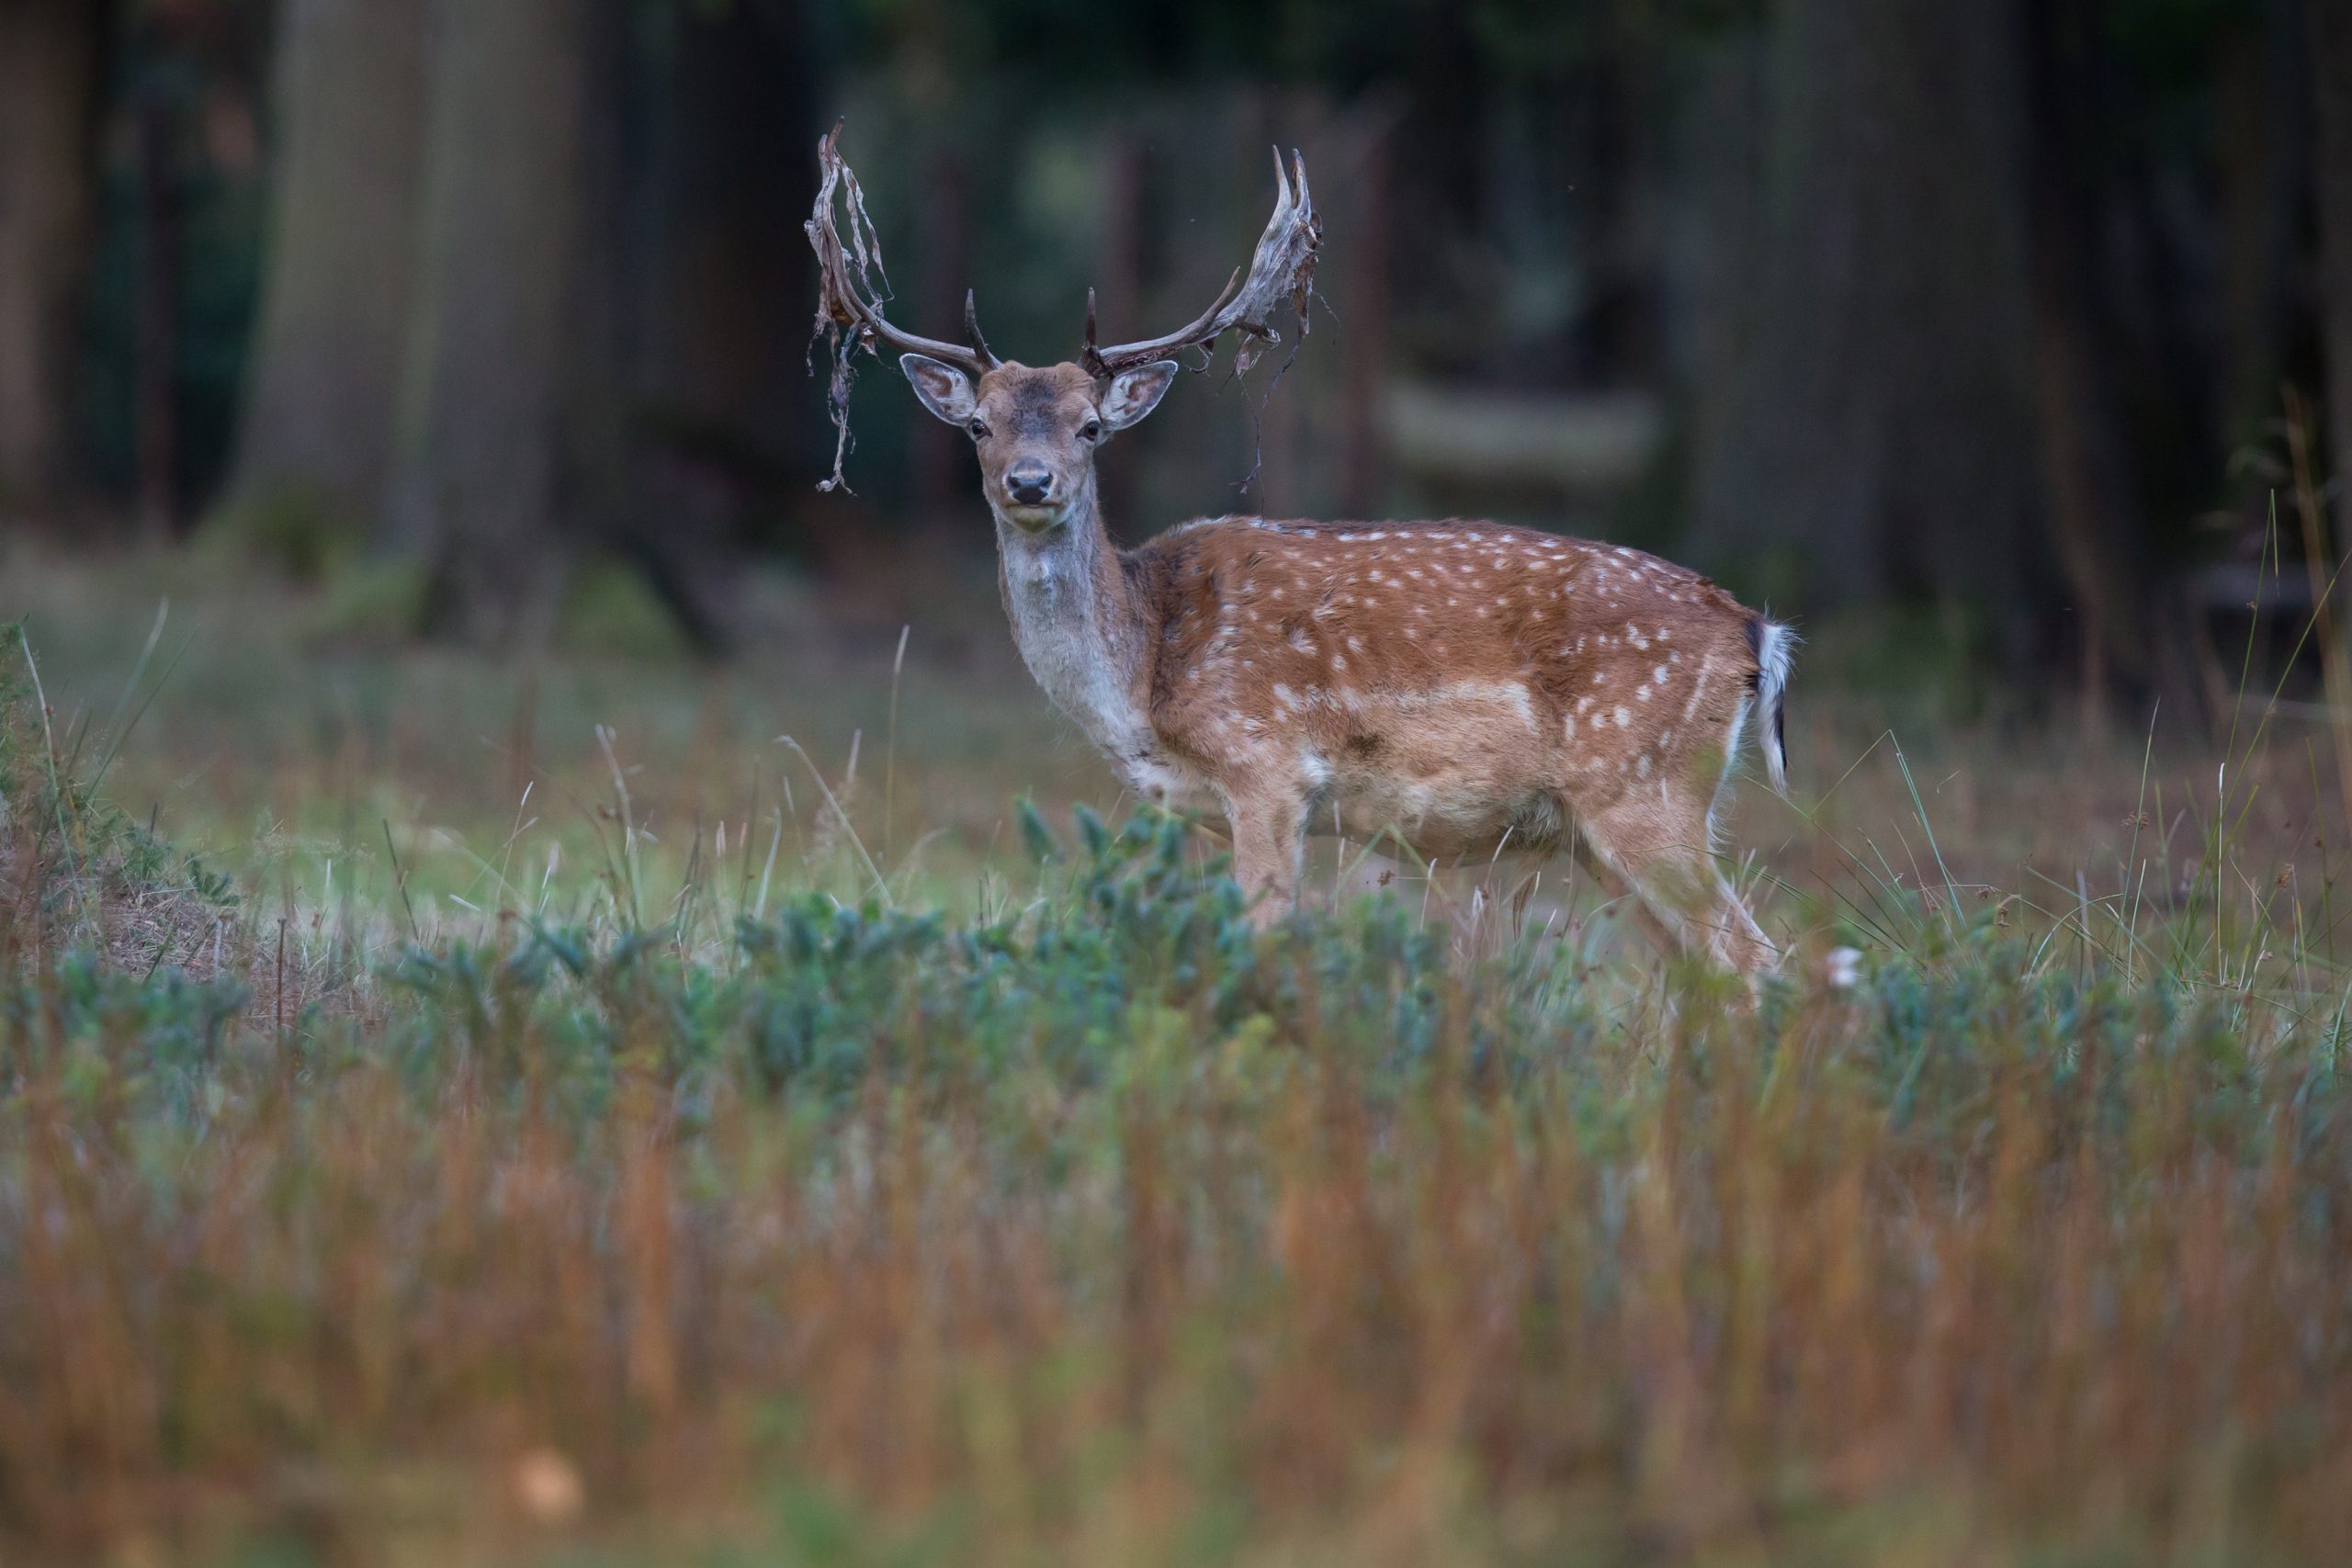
5;546;2352;1565
3;956;2346;1566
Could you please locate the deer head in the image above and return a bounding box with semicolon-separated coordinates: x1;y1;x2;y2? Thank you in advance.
806;127;1321;531
897;358;1179;534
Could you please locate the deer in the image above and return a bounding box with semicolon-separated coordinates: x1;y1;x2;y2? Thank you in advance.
807;130;1794;976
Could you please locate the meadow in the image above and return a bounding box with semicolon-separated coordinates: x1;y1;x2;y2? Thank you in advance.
4;541;2351;1566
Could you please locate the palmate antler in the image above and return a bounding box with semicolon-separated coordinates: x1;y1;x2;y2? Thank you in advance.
807;126;999;491
808;129;1322;491
1084;147;1321;381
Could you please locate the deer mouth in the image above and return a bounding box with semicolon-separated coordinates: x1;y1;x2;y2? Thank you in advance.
998;503;1069;536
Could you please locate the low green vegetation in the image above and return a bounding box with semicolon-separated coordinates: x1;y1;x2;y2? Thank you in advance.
4;584;2351;1566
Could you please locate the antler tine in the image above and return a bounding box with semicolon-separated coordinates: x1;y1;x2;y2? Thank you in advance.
806;128;992;379
964;288;999;368
807;126;993;490
1087;145;1321;379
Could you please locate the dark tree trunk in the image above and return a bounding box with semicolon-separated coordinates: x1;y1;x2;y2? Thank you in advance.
1689;0;2046;641
2021;0;2156;712
0;0;103;511
621;0;816;646
639;0;814;461
2212;10;2300;444
386;0;591;645
569;0;736;658
1337;126;1393;520
132;77;185;539
225;0;428;534
1095;129;1147;536
910;143;974;533
2312;0;2352;558
1679;24;1771;524
1391;5;1484;368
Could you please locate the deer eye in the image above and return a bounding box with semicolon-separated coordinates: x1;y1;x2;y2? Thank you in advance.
1079;420;1103;443
966;419;989;439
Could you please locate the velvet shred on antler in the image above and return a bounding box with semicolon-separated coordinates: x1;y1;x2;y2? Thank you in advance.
805;127;888;493
808;128;1321;493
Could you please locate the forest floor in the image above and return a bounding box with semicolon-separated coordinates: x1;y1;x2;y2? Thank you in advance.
3;540;2350;1566
8;541;2335;972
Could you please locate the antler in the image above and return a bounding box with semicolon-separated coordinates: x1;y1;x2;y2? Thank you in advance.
807;126;998;489
1084;147;1321;380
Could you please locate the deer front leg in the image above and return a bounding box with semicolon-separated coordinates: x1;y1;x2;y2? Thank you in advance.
1221;783;1310;929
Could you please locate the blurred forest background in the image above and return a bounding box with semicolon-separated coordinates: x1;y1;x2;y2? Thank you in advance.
3;0;2351;716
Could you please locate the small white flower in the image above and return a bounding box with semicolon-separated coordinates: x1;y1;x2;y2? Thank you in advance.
1825;946;1862;990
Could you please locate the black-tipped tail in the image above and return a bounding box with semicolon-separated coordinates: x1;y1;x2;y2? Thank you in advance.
1745;614;1796;796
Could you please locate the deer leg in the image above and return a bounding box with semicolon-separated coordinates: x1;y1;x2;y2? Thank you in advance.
1701;878;1778;979
1569;838;1683;958
1222;784;1309;929
1575;795;1778;978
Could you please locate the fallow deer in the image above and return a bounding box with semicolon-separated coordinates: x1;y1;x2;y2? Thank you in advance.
808;130;1794;975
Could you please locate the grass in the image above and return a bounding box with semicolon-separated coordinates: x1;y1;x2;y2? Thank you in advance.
5;542;2352;1565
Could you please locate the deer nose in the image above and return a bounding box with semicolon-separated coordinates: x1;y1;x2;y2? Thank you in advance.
1005;463;1054;505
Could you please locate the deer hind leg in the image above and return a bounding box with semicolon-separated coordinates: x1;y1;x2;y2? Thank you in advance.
1569;837;1682;958
1220;779;1312;929
1573;788;1777;977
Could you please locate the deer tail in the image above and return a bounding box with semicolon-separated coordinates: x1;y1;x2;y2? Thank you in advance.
1746;613;1797;797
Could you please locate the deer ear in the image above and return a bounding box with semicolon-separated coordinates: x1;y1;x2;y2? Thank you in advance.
900;354;977;424
1099;360;1179;431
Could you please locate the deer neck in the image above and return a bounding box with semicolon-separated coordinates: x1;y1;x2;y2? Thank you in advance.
993;479;1153;761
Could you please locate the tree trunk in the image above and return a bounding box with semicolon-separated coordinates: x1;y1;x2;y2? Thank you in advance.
0;0;103;510
1688;0;2046;641
386;0;590;645
639;0;813;464
909;142;974;534
1094;128;1147;536
1336;124;1393;520
132;75;186;539
569;0;738;659
225;0;428;534
2312;0;2352;559
622;0;814;645
2212;12;2298;446
2022;0;2153;716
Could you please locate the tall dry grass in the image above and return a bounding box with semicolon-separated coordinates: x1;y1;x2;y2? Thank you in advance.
2;801;2349;1564
4;536;2352;1565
